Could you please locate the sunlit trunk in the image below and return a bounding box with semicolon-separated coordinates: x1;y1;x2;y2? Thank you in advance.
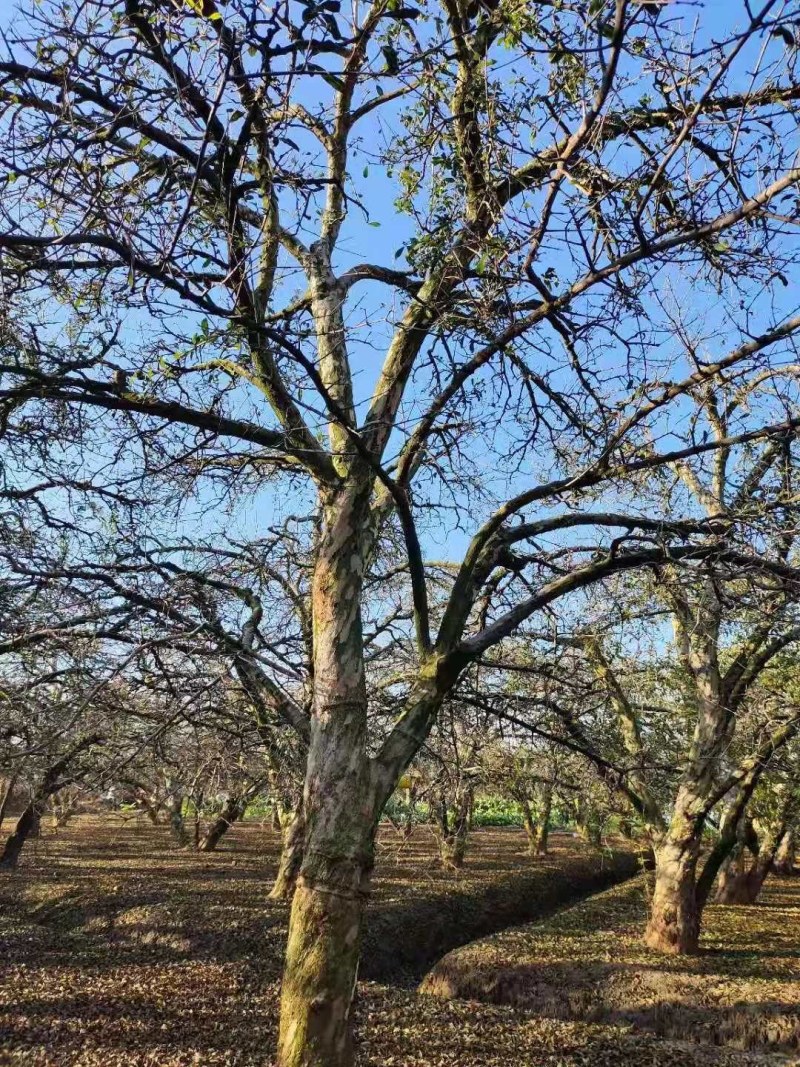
269;802;305;900
277;487;375;1067
644;788;701;954
775;829;795;875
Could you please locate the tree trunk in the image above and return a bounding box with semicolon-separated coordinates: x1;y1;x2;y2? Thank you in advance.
644;823;700;954
0;774;19;834
277;485;374;1067
198;795;245;853
437;785;472;869
0;735;101;870
270;802;305;900
0;800;43;869
167;795;188;846
715;850;754;903
575;802;602;848
520;797;538;855
774;829;795;875
533;783;552;856
278;837;371;1067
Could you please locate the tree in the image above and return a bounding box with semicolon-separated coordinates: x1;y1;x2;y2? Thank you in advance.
4;1;800;1062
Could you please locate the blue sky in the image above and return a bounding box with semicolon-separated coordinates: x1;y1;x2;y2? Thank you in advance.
2;0;800;573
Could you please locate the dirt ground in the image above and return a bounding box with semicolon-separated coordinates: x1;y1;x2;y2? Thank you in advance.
422;874;800;1065
0;815;794;1066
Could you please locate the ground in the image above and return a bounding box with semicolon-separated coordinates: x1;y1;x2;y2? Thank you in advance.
421;875;800;1064
0;816;796;1066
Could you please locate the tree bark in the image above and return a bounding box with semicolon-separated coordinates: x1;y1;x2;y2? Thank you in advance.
520;797;538;855
277;485;375;1067
0;800;43;870
533;782;552;856
0;773;18;834
774;829;795;875
167;795;188;847
197;795;245;852
436;785;472;869
715;850;754;903
644;786;702;954
269;802;305;900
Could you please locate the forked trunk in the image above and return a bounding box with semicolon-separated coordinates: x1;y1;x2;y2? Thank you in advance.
644;836;700;954
269;803;305;901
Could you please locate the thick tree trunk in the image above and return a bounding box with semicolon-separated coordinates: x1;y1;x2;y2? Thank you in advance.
644;820;700;954
269;803;305;900
278;838;371;1067
715;851;754;903
277;485;375;1067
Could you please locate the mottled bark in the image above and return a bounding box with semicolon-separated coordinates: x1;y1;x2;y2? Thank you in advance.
167;795;188;847
644;835;700;953
277;486;375;1067
278;843;371;1067
269;802;305;900
644;784;703;954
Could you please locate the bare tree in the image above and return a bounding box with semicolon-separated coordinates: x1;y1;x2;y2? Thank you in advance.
4;1;800;1061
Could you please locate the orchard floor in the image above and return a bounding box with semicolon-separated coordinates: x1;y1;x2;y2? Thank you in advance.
0;817;794;1066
